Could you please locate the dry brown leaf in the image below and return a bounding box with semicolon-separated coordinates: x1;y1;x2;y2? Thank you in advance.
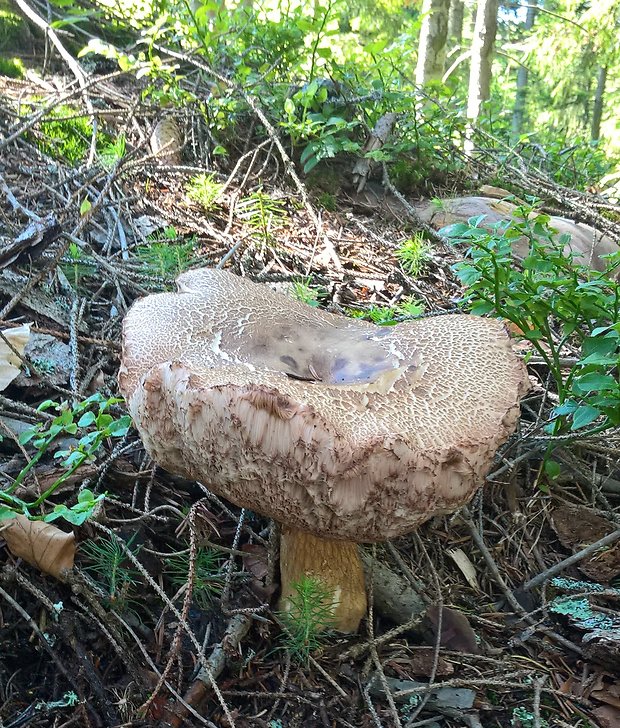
447;547;480;591
425;605;480;654
592;705;620;728
0;323;31;390
551;504;620;583
1;514;75;579
592;678;620;709
241;543;276;601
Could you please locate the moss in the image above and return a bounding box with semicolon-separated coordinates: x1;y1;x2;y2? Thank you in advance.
316;191;337;211
26;104;113;165
0;9;24;52
0;56;25;78
305;165;341;194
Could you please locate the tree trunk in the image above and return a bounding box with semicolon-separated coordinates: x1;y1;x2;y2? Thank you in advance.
591;65;607;141
510;3;537;144
448;0;465;46
465;0;499;152
415;0;450;85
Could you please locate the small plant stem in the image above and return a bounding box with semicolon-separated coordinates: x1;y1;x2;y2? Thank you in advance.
308;0;332;82
279;525;367;633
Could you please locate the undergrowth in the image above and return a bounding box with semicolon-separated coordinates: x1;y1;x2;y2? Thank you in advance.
443;204;620;436
0;394;131;524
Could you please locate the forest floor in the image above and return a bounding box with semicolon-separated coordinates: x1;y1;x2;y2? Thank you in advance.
1;68;620;728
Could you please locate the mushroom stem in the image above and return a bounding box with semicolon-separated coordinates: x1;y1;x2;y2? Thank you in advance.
278;525;367;633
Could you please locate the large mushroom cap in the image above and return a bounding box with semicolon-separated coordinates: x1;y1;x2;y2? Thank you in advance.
120;268;530;542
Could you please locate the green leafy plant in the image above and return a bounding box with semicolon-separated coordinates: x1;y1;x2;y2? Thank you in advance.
280;575;335;664
511;706;549;728
166;547;225;608
349;297;425;326
186;173;224;210
60;242;97;291
0;394;131;524
28;104;108;164
82;534;141;609
442;205;620;434
290;277;325;308
396;234;432;277
282;80;361;173
0;56;24;78
316;191;337;211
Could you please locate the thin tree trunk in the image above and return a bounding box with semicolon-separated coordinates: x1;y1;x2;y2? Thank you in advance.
465;0;499;153
591;66;607;141
510;3;537;144
415;0;450;85
448;0;465;46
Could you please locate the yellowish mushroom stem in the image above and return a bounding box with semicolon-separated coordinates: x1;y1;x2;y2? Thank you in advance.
278;525;367;633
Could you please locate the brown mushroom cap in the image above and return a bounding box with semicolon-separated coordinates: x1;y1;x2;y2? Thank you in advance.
119;269;530;542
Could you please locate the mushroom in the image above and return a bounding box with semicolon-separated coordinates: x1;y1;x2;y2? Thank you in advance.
119;269;530;632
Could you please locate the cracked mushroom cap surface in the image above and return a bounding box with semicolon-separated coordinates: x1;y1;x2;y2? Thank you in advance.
119;268;530;542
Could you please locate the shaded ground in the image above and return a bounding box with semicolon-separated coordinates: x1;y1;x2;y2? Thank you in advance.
1;68;620;728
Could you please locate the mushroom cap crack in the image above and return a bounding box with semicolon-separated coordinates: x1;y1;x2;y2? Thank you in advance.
120;268;530;542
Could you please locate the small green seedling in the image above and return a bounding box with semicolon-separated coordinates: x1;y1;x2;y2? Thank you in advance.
186;173;224;210
396;234;432;277
290;277;324;308
349;297;425;326
166;547;225;608
82;534;141;610
280;575;335;664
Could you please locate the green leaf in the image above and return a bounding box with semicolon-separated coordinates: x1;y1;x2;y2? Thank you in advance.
18;428;39;445
364;39;387;55
79;198;91;216
573;372;618;393
553;401;578;416
77;412;96;428
570;405;601;431
439;222;470;239
303;155;320;173
544;460;561;478
96;413;113;429
284;98;295;116
106;416;131;437
37;400;57;412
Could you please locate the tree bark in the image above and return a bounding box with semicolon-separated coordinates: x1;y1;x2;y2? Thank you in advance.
591;65;607;142
510;3;537;144
465;0;499;152
415;0;450;85
448;0;465;46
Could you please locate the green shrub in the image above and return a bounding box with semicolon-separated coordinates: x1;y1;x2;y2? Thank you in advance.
443;204;620;435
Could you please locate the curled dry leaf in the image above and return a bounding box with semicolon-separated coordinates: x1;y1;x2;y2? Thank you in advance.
1;514;75;579
241;543;276;601
150;118;183;166
0;323;31;390
447;547;480;591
